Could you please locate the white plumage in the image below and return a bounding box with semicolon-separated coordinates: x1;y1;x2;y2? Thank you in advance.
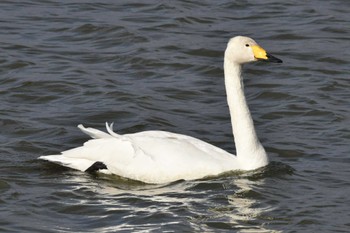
39;36;282;184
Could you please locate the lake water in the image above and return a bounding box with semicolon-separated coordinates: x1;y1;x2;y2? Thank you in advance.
1;1;349;232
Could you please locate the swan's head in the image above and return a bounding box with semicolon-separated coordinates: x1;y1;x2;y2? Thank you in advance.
225;36;282;64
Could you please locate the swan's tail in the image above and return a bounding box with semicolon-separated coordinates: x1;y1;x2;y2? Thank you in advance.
39;154;95;171
39;122;121;173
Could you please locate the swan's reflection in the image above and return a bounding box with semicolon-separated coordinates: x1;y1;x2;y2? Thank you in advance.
56;169;282;232
222;178;280;232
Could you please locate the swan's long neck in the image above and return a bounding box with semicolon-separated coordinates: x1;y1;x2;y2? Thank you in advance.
224;58;268;169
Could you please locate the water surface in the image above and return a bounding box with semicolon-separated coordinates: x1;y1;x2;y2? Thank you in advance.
1;1;349;232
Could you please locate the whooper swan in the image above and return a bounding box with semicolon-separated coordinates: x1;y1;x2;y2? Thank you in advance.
39;36;282;184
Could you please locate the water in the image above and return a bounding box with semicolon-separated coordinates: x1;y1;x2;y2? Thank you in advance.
1;0;349;232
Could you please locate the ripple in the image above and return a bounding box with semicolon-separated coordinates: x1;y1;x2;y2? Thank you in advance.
1;0;349;232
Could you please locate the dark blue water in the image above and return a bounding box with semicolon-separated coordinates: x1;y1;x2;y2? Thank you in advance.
1;1;349;232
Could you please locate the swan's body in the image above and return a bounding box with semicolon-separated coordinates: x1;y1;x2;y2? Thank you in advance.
39;36;282;184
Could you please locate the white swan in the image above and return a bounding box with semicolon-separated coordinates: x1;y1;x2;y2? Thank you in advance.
39;36;282;184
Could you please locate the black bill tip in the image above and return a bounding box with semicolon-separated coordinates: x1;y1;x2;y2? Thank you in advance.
266;53;283;63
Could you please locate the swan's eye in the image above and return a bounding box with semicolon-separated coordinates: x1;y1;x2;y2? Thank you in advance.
245;44;250;47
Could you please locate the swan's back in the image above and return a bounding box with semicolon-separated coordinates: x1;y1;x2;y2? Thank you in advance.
40;125;238;184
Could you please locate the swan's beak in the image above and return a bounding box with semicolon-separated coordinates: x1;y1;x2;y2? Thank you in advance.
252;45;282;63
